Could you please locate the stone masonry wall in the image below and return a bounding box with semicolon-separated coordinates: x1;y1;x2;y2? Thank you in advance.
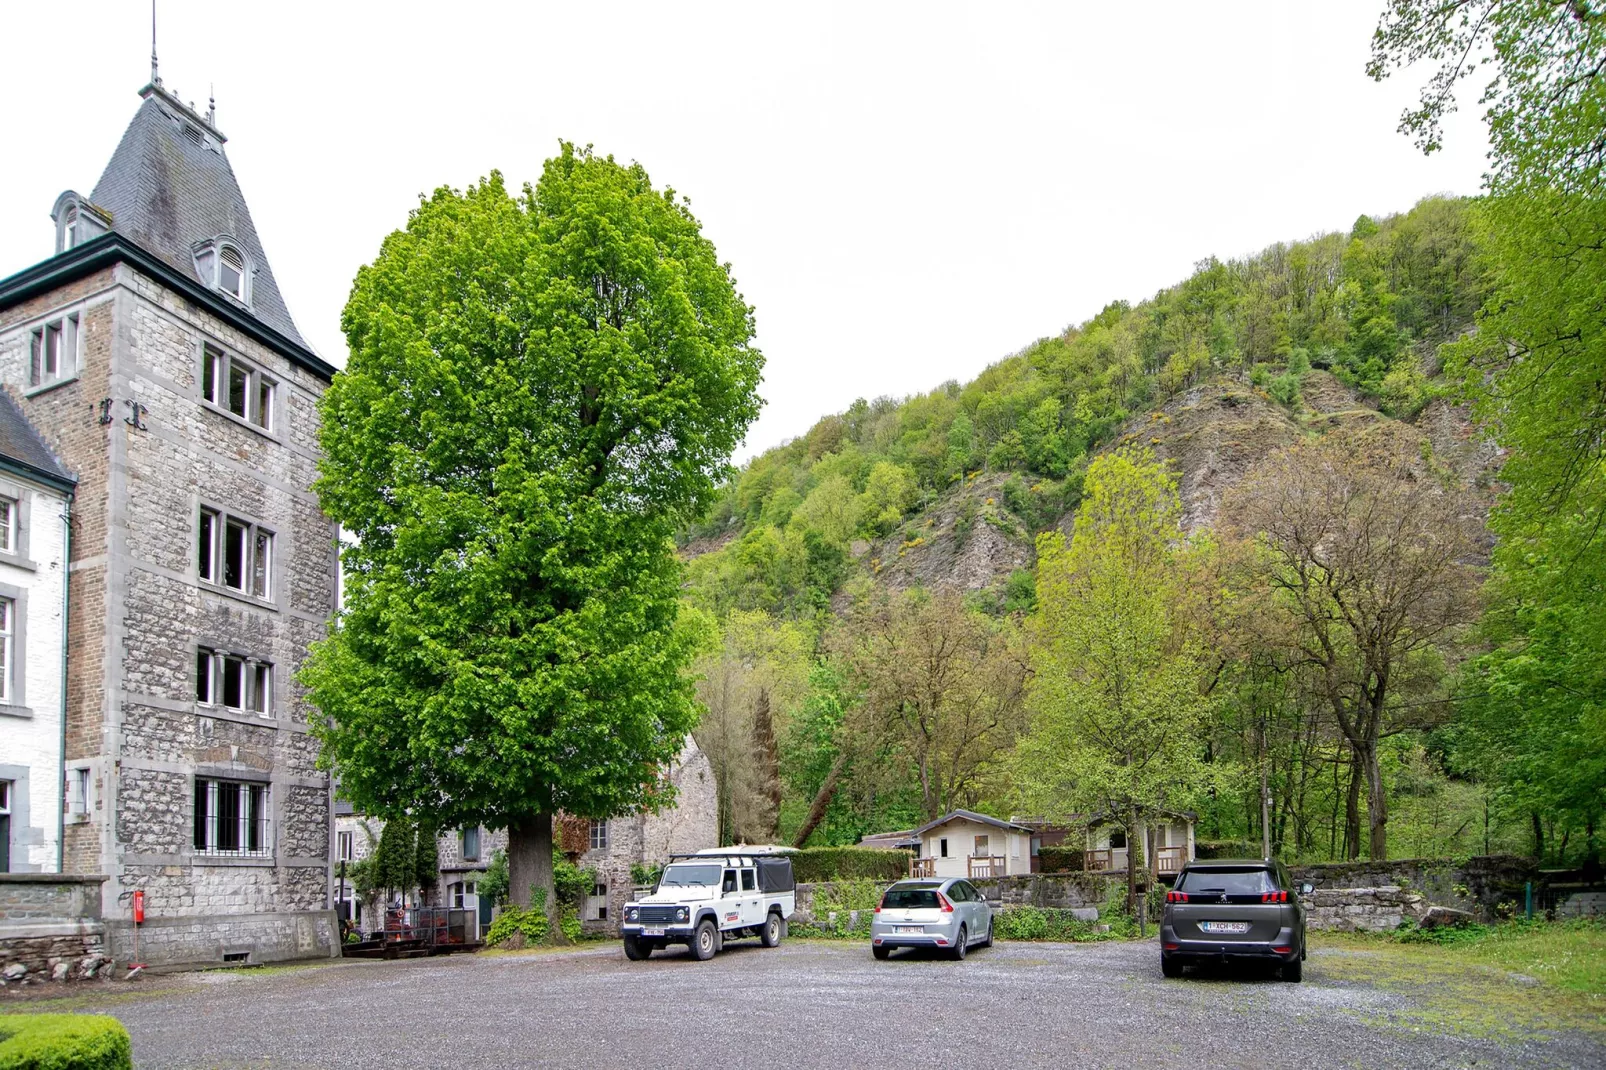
102;268;336;934
103;908;339;968
0;875;112;984
0;273;117;881
0;256;339;968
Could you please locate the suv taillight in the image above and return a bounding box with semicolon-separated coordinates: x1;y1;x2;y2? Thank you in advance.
1165;891;1188;904
937;892;955;913
1260;890;1289;903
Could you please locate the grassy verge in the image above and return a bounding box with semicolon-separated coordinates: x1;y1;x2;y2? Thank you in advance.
1316;919;1606;1041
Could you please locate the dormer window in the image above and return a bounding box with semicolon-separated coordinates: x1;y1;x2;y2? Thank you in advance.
219;246;245;300
193;238;250;305
50;192;109;254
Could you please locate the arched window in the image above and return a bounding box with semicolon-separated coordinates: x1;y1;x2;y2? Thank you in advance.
218;245;245;300
194;238;249;304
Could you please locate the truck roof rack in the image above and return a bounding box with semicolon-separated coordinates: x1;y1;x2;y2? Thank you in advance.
669;845;798;860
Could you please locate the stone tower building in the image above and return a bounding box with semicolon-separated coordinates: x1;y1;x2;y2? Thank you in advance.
0;76;340;965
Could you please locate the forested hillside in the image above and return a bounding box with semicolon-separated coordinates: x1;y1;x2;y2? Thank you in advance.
679;195;1534;865
683;197;1483;617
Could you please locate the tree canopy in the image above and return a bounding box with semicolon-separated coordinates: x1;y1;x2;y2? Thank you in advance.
307;146;763;912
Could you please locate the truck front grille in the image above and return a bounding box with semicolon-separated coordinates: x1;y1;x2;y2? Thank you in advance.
638;906;680;925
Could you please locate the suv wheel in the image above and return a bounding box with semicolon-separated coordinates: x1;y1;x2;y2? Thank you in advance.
760;913;782;948
692;919;719;961
872;945;890;960
1281;954;1303;983
950;925;968;961
622;934;651;961
1161;954;1182;979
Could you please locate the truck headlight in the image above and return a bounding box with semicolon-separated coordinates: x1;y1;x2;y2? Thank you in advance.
676;907;689;922
626;907;639;922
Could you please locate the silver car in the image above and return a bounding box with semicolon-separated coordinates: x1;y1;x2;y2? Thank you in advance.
870;878;993;960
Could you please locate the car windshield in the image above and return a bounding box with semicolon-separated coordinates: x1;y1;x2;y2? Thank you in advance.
659;863;721;887
1177;868;1276;895
882;886;942;909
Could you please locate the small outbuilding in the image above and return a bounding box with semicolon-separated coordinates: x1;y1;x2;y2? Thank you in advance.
906;810;1034;879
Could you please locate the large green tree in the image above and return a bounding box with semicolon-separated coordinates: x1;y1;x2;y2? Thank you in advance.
306;146;763;918
1372;2;1606;859
1014;448;1217;911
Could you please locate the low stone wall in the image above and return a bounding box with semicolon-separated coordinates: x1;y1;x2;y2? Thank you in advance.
969;873;1121;909
103;909;342;969
790;856;1559;934
1558;891;1606;918
0;874;112;985
1291;855;1536;922
794;872;1122;927
1299;885;1427;932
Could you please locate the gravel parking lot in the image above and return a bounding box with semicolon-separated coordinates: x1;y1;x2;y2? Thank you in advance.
30;938;1606;1069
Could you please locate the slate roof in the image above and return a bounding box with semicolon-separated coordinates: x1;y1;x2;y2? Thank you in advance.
911;809;1035;838
88;86;309;349
0;391;74;490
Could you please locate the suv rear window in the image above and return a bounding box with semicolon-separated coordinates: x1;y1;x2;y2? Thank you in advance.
1176;867;1276;895
882;886;941;909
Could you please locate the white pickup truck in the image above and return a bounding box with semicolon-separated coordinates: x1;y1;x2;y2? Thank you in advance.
619;846;797;961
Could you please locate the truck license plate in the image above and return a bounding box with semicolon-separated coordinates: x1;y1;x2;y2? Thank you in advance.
894;926;922;934
1199;921;1249;934
643;927;665;937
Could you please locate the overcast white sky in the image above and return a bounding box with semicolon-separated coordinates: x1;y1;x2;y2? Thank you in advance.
0;2;1488;459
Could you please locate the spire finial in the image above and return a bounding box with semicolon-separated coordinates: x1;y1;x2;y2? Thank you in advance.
150;0;161;87
208;83;215;125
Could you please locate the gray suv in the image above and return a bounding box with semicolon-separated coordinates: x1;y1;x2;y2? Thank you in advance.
1160;860;1311;982
870;878;993;960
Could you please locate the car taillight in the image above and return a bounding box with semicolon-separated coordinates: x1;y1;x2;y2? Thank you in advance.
937;892;955;913
1165;891;1189;903
874;903;882;914
1260;890;1289;903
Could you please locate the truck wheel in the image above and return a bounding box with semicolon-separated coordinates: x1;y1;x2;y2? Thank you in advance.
692;919;719;961
622;935;651;961
760;913;782;948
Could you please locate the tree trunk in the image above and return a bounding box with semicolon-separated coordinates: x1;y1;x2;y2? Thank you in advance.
1343;750;1364;861
1360;740;1387;861
792;752;848;849
1532;811;1545;862
751;688;782;841
508;813;555;929
1127;808;1146;928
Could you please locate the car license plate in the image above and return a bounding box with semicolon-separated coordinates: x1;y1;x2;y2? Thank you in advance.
1199;921;1250;934
643;927;665;937
893;926;922;934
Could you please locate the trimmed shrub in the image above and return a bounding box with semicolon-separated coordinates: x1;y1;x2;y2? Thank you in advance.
791;847;909;884
0;1014;132;1070
1194;839;1259;860
1037;846;1084;873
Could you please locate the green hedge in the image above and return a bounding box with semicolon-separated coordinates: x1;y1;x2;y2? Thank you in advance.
791;847;909;884
1194;840;1260;860
0;1014;132;1070
1037;846;1085;873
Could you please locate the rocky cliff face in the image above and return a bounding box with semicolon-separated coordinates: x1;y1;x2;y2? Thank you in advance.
876;370;1499;595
